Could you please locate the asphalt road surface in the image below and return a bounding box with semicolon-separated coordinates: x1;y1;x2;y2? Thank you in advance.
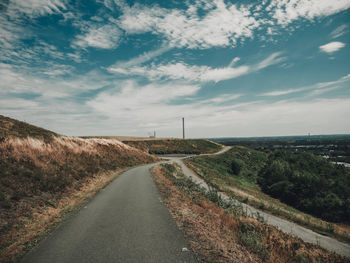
21;163;197;263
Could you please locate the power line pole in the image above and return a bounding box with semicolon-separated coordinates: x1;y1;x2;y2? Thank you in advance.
182;117;185;139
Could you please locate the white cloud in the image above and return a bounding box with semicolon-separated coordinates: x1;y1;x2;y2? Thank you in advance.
261;73;350;97
319;41;345;53
255;52;285;70
5;0;67;18
262;88;306;96
112;46;171;69
86;79;350;137
109;52;285;83
0;63;111;99
109;62;250;82
118;0;260;49
267;0;350;25
0;97;39;110
308;86;340;96
2;61;349;138
73;24;121;49
228;57;240;67
200;94;241;104
331;24;348;38
87;81;201;126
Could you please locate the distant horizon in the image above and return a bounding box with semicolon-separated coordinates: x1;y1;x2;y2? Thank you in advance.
3;112;350;140
1;1;349;137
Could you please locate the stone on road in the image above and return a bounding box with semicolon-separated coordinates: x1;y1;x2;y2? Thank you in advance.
21;164;197;263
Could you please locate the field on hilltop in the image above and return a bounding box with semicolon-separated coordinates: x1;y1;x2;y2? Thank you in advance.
122;138;222;154
0;115;159;262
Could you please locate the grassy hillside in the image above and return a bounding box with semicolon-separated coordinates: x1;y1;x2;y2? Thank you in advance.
123;139;222;154
0;116;159;262
185;146;350;243
151;162;345;262
0;115;57;141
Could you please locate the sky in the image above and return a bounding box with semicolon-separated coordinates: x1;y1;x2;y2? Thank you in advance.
0;0;349;138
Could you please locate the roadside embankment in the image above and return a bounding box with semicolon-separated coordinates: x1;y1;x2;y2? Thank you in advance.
151;162;346;263
0;115;159;262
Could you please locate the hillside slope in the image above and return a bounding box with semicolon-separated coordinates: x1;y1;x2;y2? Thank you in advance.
0;115;57;141
0;116;159;262
185;146;350;243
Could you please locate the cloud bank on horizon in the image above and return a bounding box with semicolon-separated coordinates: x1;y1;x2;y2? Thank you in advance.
0;0;349;137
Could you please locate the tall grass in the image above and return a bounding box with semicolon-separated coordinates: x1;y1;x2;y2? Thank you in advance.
153;163;345;263
0;136;158;262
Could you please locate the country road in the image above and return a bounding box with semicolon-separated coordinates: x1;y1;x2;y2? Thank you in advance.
20;145;350;261
164;149;350;259
20;164;196;263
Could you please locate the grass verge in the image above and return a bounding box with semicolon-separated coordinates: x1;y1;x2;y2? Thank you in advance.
0;135;159;263
0;167;133;263
151;163;347;263
184;148;350;244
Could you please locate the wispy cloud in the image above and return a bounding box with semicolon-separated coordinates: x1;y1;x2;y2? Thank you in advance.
73;24;121;49
117;0;260;49
111;45;171;69
331;24;348;39
109;52;285;83
255;52;285;70
267;0;350;25
261;73;350;97
261;88;306;96
87;80;350;137
199;94;241;104
308;86;340;96
4;0;67;18
109;62;249;82
319;41;346;53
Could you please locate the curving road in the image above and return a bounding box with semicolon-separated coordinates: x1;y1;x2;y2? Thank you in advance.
21;164;196;263
20;145;350;261
164;148;350;259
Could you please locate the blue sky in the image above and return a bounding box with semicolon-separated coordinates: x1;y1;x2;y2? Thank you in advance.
0;0;349;138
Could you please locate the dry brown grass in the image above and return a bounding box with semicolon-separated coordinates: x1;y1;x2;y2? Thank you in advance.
81;136;177;141
0;136;159;263
151;164;346;263
123;139;222;154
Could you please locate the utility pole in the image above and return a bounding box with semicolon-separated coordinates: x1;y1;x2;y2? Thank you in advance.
182;117;185;139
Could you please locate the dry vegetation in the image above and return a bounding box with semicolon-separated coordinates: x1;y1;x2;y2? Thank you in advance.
0;116;159;262
151;163;346;263
0;115;57;142
123;139;222;154
81;136;177;141
184;147;350;243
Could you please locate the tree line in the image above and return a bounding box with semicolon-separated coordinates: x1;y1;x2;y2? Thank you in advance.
258;150;350;223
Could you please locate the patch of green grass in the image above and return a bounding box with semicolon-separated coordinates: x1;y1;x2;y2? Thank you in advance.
185;146;350;244
238;222;268;259
154;162;345;263
124;139;222;155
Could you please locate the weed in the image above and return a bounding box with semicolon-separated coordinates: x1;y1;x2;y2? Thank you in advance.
238;222;269;259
